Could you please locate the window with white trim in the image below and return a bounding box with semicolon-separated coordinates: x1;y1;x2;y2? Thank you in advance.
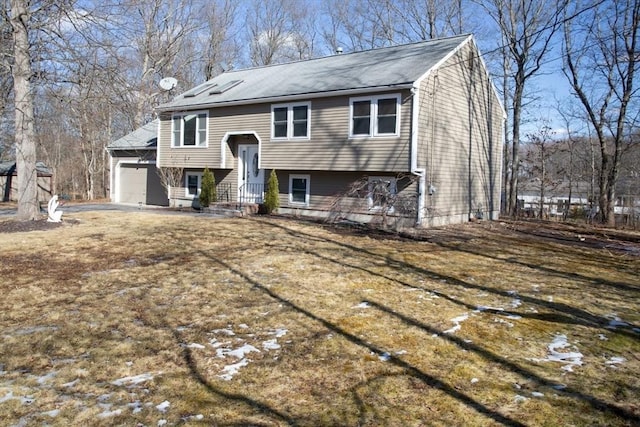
172;111;208;147
350;94;400;137
185;172;202;197
272;103;310;139
288;174;310;206
367;176;397;212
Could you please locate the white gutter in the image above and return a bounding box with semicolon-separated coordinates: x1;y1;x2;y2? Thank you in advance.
410;82;425;226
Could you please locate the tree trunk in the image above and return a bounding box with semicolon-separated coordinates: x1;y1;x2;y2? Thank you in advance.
508;79;524;217
10;0;39;220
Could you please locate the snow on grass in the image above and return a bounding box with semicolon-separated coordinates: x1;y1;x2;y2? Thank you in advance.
155;400;170;412
605;357;626;366
111;372;156;387
185;343;205;349
216;343;260;359
262;339;280;350
353;302;371;309
528;334;584;372
443;313;469;334
218;359;250;381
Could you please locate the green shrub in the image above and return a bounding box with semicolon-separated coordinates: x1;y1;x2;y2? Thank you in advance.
263;169;280;214
199;167;216;207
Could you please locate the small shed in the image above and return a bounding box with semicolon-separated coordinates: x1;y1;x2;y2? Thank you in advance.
0;161;53;202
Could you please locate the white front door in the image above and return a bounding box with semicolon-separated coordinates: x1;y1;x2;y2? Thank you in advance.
238;144;264;203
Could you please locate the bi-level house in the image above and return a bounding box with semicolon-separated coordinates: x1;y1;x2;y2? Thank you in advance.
116;34;504;227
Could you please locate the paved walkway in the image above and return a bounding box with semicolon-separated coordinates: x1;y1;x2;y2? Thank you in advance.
0;203;230;218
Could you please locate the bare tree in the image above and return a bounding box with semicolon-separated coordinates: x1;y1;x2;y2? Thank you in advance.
562;0;639;226
247;0;316;66
478;0;568;217
202;0;240;80
9;0;39;219
157;166;183;207
523;124;558;218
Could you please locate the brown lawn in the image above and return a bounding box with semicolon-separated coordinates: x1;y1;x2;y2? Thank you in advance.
0;211;638;426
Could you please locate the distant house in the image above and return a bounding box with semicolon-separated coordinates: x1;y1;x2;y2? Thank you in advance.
107;119;169;206
0;161;53;202
119;34;503;226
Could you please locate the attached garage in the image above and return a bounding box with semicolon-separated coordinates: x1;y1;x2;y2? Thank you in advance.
117;162;168;206
108;120;169;207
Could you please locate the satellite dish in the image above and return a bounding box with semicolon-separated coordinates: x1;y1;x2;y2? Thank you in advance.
159;77;178;91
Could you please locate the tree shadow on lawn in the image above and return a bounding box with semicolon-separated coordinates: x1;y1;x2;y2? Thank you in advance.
203;256;528;427
245;218;640;422
258;218;640;340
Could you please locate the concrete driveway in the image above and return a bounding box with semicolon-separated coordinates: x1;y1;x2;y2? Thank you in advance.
0;202;221;217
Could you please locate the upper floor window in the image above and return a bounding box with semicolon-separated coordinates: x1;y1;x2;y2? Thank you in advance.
272;102;310;140
172;111;208;147
350;94;400;137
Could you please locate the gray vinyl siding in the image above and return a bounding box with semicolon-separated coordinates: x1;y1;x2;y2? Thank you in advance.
272;170;417;215
158;93;412;173
417;41;503;221
262;93;412;172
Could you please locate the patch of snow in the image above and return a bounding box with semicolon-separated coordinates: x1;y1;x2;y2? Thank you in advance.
548;296;553;302
531;392;544;398
262;339;280;350
158;420;167;426
0;391;14;403
128;401;143;414
212;328;235;336
395;350;408;355
156;400;170;412
239;324;249;329
217;344;260;359
378;352;391;362
475;306;504;313
218;358;249;381
62;379;79;388
607;315;629;329
271;328;288;338
186;343;205;349
528;334;583;372
111;372;155;387
507;290;518;296
21;396;35;405
514;394;528;403
605;357;626;366
36;371;57;385
353;302;371;309
443;313;469;334
506;314;522;320
552;384;567;390
494;318;514;328
42;409;60;417
598;334;608;341
511;298;522;308
470;378;479;384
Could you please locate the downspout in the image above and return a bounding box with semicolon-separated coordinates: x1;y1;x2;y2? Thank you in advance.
410;82;425;226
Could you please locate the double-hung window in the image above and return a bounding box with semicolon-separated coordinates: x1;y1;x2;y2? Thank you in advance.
289;174;310;206
272;103;310;139
350;94;400;137
172;111;208;147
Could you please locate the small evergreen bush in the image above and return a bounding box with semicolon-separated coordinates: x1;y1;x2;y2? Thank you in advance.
263;169;280;214
199;167;216;207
